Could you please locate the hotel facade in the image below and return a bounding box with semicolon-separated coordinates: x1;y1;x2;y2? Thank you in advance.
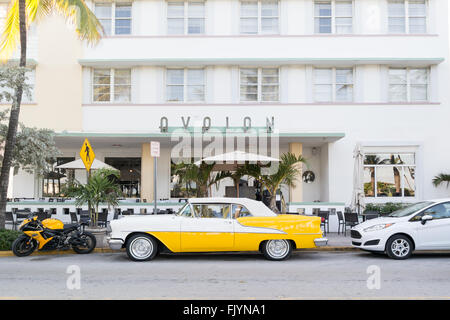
3;0;450;219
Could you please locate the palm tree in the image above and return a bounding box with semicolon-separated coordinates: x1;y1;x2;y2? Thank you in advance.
173;162;228;198
0;0;103;229
63;169;122;227
432;174;450;189
244;152;306;213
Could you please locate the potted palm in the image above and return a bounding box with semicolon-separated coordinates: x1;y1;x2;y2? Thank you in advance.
64;168;122;227
243;152;306;213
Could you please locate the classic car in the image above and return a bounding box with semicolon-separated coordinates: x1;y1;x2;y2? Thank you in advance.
107;197;328;261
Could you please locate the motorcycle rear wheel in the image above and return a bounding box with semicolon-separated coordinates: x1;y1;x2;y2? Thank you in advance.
12;235;37;257
72;232;96;254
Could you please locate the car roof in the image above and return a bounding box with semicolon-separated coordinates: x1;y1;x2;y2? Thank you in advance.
187;197;277;217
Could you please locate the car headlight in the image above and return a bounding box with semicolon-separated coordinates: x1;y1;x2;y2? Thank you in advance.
363;223;394;232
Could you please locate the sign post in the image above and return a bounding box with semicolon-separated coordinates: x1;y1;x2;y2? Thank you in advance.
150;141;160;215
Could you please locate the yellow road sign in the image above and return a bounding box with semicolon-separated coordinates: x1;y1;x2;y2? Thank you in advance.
79;138;95;172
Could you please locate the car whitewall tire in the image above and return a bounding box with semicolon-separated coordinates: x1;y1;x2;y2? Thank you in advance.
262;239;292;261
386;235;413;260
126;234;158;262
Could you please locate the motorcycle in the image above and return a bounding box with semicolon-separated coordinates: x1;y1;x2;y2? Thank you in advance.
12;215;96;257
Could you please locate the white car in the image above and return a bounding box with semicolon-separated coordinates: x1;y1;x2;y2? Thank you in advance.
351;199;450;259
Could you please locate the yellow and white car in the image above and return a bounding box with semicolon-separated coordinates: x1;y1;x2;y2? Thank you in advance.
107;197;327;261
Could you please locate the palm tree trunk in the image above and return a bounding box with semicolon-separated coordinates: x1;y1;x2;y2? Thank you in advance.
269;191;279;214
0;0;27;229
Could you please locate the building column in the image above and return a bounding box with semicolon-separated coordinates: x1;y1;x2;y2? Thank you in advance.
289;142;303;203
141;143;155;202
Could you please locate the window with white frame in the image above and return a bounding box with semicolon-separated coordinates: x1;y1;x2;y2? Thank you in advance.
313;68;353;102
240;0;279;34
314;0;353;34
388;0;427;34
167;1;205;35
388;68;428;102
240;68;279;102
93;69;131;102
166;68;205;102
363;152;416;198
94;2;132;36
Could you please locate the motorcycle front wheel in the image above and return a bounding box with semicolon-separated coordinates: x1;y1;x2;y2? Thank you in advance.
72;232;96;254
12;235;37;257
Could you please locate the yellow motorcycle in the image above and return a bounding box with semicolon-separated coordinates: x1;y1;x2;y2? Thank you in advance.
12;215;96;257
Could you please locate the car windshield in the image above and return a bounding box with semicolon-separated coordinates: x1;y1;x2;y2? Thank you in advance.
388;201;434;217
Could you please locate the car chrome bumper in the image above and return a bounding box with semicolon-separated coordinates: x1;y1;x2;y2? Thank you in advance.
314;238;328;247
108;238;124;250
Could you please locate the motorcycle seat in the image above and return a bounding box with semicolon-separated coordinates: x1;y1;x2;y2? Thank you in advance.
62;224;79;231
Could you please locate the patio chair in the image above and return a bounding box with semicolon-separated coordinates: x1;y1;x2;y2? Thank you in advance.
70;212;78;224
127;208;135;215
318;211;330;235
336;211;345;235
364;210;380;221
97;211;108;228
79;210;91;224
344;211;359;236
312;208;320;215
5;211;16;230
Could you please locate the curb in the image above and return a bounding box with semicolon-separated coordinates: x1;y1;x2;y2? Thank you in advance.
0;247;123;257
0;246;356;257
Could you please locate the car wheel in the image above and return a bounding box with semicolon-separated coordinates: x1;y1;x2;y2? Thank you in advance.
262;239;292;261
386;235;413;260
126;234;158;262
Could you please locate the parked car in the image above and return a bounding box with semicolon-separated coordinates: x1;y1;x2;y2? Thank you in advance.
107;197;327;261
351;199;450;259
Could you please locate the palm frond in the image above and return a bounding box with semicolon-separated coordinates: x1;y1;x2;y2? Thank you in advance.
432;174;450;188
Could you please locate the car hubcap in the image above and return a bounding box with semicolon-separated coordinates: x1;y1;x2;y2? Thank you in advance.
130;237;153;259
391;239;410;257
267;240;289;258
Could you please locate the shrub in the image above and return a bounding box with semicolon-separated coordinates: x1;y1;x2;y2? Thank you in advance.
364;202;411;216
0;229;22;251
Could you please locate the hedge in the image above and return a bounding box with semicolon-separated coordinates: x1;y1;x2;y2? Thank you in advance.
0;229;22;251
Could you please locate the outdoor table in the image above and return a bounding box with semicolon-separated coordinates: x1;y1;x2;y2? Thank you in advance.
360;212;380;222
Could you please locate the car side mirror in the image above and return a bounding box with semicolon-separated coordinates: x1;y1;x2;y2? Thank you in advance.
421;215;433;225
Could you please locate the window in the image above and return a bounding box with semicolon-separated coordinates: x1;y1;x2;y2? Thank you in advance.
389;68;428;102
104;157;141;198
240;0;279;34
192;204;231;218
240;68;279;102
420;203;450;220
0;68;35;103
314;0;353;34
177;203;193;217
388;0;427;34
166;68;205;102
313;68;353;102
167;1;205;34
232;204;252;218
42;157;75;197
363;153;416;198
93;69;131;102
94;3;132;35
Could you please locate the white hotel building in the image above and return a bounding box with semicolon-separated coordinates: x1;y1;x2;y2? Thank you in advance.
3;0;450;219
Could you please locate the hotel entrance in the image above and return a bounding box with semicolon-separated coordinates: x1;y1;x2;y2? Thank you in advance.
104;157;141;198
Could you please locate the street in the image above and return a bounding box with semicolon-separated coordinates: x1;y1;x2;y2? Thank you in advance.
1;250;450;299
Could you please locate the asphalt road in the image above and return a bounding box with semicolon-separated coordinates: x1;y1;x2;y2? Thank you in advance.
1;250;450;299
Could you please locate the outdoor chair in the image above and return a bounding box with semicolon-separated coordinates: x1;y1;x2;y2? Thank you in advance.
336;211;345;235
79;210;91;224
97;211;108;228
127;208;135;215
70;212;78;224
36;211;48;221
343;211;359;236
5;211;16;230
318;211;330;235
312;208;320;215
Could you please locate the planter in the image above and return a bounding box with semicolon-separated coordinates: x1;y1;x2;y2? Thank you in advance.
84;227;107;248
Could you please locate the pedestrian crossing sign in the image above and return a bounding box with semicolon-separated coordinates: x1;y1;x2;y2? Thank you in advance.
80;138;95;172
